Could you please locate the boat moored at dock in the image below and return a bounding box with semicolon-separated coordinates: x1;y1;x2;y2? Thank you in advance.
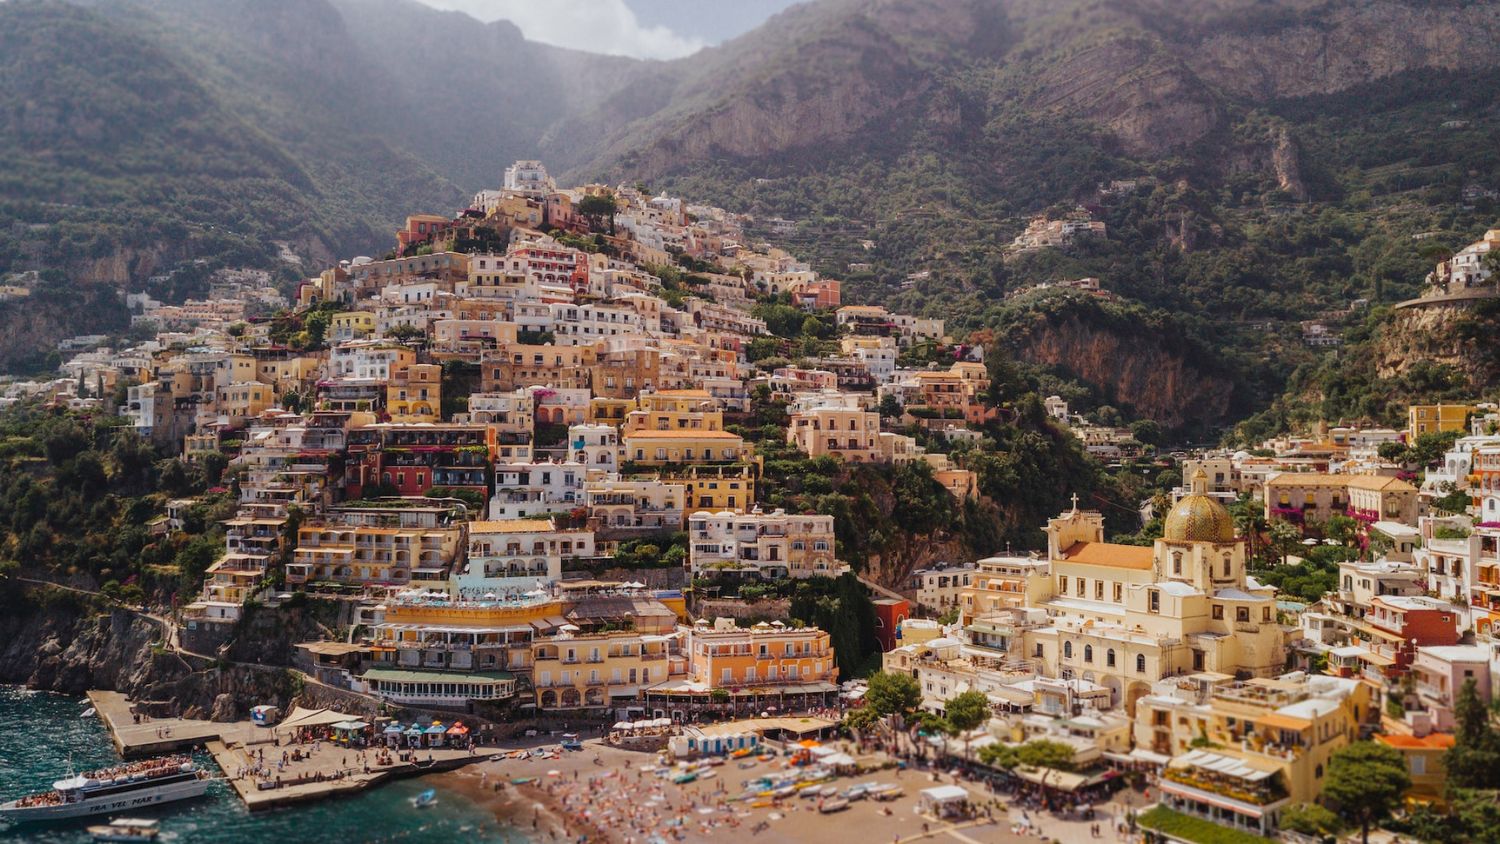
0;756;209;821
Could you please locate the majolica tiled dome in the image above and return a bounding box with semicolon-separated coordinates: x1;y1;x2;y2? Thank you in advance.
1163;470;1236;543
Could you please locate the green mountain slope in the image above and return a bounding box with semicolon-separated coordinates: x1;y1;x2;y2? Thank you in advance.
557;0;1500;433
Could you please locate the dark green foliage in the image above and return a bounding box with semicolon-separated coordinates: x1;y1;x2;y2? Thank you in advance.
0;404;225;603
1323;741;1411;844
788;573;881;679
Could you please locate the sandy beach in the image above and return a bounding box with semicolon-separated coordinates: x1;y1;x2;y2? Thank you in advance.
435;739;1034;844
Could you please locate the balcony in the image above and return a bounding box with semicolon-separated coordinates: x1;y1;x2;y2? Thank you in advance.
1162;763;1287;807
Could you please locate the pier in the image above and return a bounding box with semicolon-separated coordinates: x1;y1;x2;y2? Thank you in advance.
88;689;488;811
87;690;260;758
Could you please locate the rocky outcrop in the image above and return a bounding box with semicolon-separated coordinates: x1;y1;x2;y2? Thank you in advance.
1375;301;1499;388
1187;3;1500;102
0;598;304;721
1013;313;1237;430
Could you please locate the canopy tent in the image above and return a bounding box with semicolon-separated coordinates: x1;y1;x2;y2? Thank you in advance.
446;723;469;736
822;752;857;768
334;720;370;731
275;707;357;736
1014;766;1091;792
612;721;633;731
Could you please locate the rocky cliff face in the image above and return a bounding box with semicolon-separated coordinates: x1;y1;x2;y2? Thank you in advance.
1375;302;1497;387
1014;314;1237;430
0;600;304;722
1186;3;1500;102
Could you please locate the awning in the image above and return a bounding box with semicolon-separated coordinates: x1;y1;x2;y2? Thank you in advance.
276;707;356;735
1014;766;1089;792
1257;713;1313;730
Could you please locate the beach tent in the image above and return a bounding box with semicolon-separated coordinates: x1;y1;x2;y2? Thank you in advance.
405;723;425;748
275;706;354;738
919;785;970;819
382;722;404;747
425;722;448;747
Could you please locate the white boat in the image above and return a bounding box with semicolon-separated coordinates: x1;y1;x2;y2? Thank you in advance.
87;818;160;842
412;788;437;809
81;708;96;719
0;757;209;822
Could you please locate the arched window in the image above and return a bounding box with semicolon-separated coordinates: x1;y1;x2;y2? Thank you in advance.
1222;555;1232;577
1106;649;1116;667
1084;645;1093;663
1172;552;1183;575
1063;641;1073;659
1136;654;1147;673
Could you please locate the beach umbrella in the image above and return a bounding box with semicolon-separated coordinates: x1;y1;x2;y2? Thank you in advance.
613;721;632;730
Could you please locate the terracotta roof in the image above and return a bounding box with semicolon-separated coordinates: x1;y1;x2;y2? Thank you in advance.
1345;475;1417;492
1376;733;1456;750
624;429;743;439
1058;541;1154;570
470;519;557;533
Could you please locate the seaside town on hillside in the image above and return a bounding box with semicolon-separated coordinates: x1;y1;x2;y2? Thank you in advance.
12;161;1500;843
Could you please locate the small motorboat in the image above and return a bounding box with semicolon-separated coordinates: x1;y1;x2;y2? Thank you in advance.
80;707;96;719
559;733;583;751
412;788;437;809
510;777;537;786
730;747;754;759
818;798;850;814
88;818;160;842
671;772;697;785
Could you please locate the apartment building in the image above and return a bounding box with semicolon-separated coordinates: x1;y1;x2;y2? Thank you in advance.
686;508;842;578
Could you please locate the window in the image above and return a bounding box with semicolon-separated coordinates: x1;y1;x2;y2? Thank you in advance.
1095;581;1104;600
1034;643;1044;658
1076;578;1085;597
1084;645;1093;663
1114;583;1123;602
1222;555;1231;577
1059;576;1068;595
1149;590;1160;613
1063;642;1073;659
1236;606;1250;623
1136;654;1147;673
1263;607;1273;622
1106;649;1116;667
1212;605;1224;620
1172;551;1182;575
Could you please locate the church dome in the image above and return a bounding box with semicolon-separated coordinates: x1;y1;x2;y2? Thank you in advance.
1163;470;1236;543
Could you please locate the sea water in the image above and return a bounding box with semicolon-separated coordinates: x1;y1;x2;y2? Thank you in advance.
0;687;531;843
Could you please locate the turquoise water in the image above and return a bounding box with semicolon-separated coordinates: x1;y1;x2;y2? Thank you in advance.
0;687;530;844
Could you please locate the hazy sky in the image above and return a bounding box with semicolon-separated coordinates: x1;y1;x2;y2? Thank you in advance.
413;0;805;60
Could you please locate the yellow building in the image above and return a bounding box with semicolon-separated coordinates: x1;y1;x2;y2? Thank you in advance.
1021;473;1287;716
387;363;442;422
958;556;1052;623
623;429;748;466
330;311;375;342
1409;403;1475;440
787;407;881;462
214;381;276;420
1375;732;1456;806
1144;674;1372;836
670;463;757;513
532;629;682;711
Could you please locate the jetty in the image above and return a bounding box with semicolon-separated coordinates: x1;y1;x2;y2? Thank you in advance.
87;690;260;758
87;690;488;811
